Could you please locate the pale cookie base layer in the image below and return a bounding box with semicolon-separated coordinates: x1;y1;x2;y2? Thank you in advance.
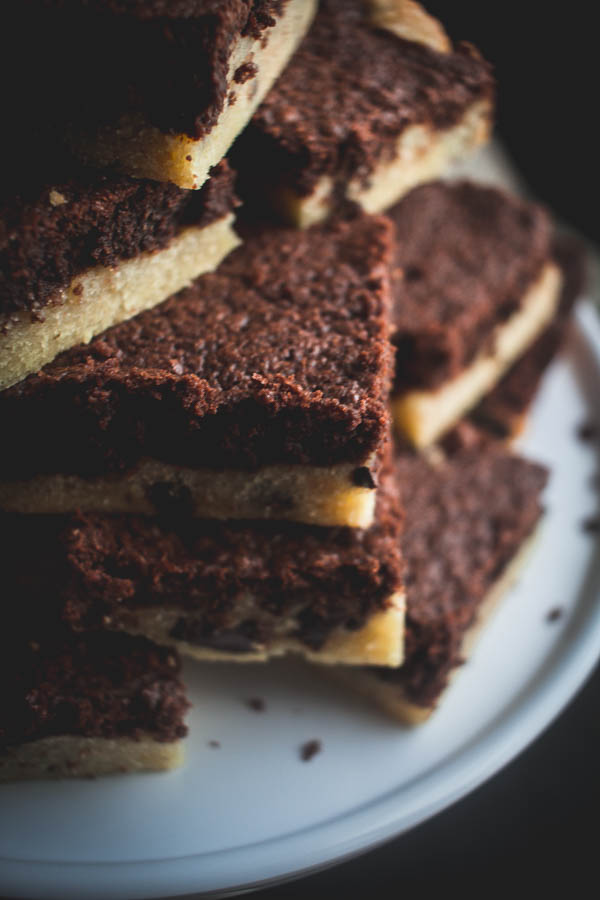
393;263;562;448
275;100;492;227
0;458;377;528
367;0;451;53
332;526;541;723
109;591;405;667
0;215;239;392
0;734;184;782
69;0;317;189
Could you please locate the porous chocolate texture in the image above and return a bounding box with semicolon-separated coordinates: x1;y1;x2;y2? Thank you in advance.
390;180;553;391
0;215;394;478
3;1;287;140
0;630;188;749
471;234;587;436
232;0;493;197
0;159;237;327
1;462;403;653
375;447;548;708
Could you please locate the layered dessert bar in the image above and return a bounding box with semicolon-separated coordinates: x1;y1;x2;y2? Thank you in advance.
2;466;405;667
0;160;239;392
336;444;548;722
0;215;394;528
390;181;563;447
470;235;586;439
4;1;316;190
0;631;188;781
232;0;493;226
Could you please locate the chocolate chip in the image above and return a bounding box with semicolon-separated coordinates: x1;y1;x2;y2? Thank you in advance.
300;739;322;762
257;486;294;514
404;265;422;282
546;607;563;623
146;480;194;518
352;466;376;489
245;697;266;712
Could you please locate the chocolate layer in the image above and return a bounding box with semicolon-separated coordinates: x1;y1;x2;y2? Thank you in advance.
232;0;493;197
0;159;237;326
0;214;393;478
471;235;587;436
3;1;287;140
1;465;403;654
390;180;553;391
0;630;188;750
375;446;548;708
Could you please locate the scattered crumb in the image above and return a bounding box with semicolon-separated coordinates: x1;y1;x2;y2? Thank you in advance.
300;739;322;762
546;607;563;623
207;740;220;749
49;189;67;207
245;697;266;712
582;517;600;534
234;61;258;84
577;420;597;442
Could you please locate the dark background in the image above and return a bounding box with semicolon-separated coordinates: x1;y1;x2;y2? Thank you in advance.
251;4;599;897
426;2;598;243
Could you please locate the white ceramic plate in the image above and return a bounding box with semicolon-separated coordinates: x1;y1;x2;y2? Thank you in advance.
2;166;600;900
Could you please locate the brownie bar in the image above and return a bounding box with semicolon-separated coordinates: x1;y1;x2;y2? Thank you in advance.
0;160;240;391
232;0;493;225
3;0;317;188
389;180;562;447
470;235;587;438
0;214;394;527
1;464;405;667
337;444;548;720
0;159;237;325
0;630;189;780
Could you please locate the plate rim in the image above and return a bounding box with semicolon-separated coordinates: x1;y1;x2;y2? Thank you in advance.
1;302;600;900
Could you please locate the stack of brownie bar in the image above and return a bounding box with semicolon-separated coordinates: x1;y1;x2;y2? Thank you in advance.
0;1;583;779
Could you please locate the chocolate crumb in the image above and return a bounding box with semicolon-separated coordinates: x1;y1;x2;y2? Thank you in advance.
352;466;376;489
300;739;322;762
582;517;600;534
246;697;266;712
546;607;563;623
185;155;192;162
208;740;221;749
577;421;597;442
234;62;258;85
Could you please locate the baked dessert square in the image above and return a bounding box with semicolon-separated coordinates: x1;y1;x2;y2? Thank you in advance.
0;160;239;392
232;0;493;225
3;0;317;189
0;214;394;528
390;180;563;447
2;463;405;667
335;442;548;721
470;234;586;439
0;631;188;781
